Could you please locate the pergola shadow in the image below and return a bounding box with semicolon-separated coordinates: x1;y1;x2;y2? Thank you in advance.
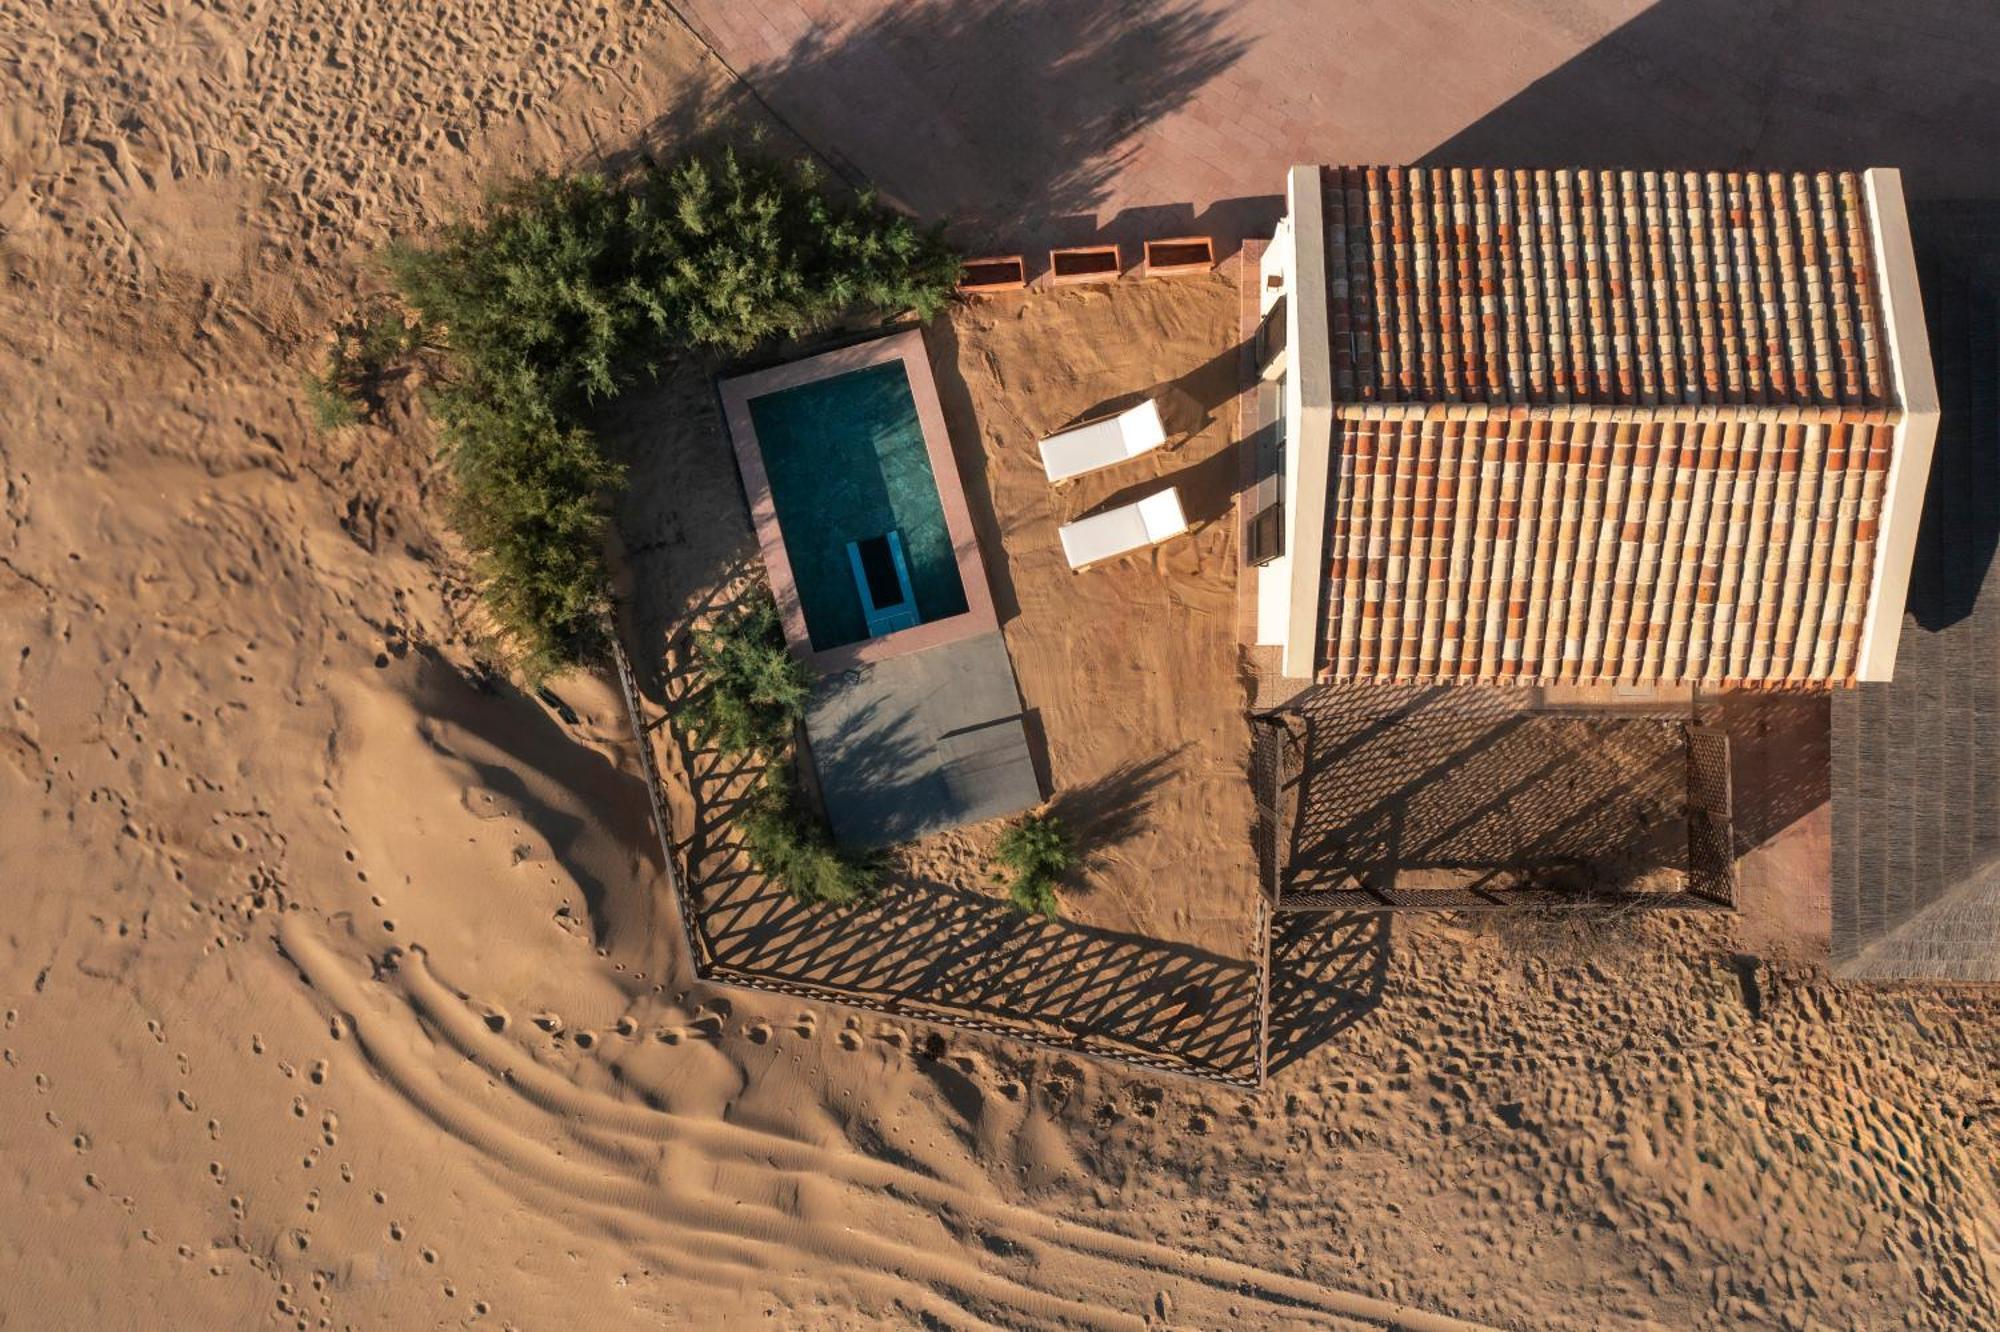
1281;685;1689;903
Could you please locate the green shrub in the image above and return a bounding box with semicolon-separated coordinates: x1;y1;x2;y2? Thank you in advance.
992;812;1075;917
302;302;426;434
683;589;876;906
381;149;960;676
685;592;810;756
740;775;878;907
303;368;360;431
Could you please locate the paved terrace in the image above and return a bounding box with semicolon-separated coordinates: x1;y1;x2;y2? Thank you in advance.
673;0;2000;259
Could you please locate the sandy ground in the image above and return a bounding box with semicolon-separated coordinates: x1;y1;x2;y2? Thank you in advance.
4;3;2000;1331
616;275;1257;956
927;276;1256;952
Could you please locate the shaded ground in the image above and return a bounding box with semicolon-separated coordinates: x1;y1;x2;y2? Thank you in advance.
1831;203;2000;980
677;0;2000;258
1276;685;1688;903
805;631;1041;847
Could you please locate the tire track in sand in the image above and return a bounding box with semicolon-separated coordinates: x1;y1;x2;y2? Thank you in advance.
276;914;1494;1331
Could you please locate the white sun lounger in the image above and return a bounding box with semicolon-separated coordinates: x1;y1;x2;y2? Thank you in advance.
1037;399;1167;483
1059;487;1188;570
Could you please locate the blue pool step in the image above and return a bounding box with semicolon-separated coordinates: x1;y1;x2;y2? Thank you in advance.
847;531;922;638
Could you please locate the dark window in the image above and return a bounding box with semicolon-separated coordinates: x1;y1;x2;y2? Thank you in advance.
1254;294;1288;376
1245;378;1287;567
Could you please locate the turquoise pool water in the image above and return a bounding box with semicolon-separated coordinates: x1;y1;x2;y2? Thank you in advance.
748;362;969;652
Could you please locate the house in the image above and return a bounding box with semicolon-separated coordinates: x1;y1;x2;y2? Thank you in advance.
1248;165;1939;693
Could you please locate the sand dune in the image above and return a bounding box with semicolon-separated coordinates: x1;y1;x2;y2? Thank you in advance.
3;1;1997;1329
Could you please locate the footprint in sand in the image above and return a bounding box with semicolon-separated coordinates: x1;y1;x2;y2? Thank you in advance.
613;1016;637;1037
531;1012;562;1034
793;1013;817;1038
481;1008;509;1034
744;1023;771;1045
654;1027;683;1045
572;1031;596;1051
837;1030;861;1051
308;1060;327;1086
291;1095;308;1118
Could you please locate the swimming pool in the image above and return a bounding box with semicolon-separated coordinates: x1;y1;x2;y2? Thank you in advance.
719;331;999;672
747;362;968;650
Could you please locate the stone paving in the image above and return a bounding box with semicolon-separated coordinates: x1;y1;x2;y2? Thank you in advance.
672;0;2000;259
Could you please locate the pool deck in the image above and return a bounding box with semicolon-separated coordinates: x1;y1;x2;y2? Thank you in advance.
805;631;1042;847
717;329;1000;676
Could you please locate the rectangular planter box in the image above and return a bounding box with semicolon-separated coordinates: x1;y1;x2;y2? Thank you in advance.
958;254;1028;293
1143;236;1216;276
1049;244;1123;286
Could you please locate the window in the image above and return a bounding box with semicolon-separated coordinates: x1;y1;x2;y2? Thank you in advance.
1246;376;1286;566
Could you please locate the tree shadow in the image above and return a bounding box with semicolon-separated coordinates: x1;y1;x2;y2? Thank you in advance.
678;0;1251;249
1045;749;1183;885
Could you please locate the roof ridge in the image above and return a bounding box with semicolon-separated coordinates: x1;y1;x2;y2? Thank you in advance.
1334;401;1902;425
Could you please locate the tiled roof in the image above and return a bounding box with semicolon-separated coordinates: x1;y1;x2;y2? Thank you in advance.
1309;165;1912;688
1323;167;1889;410
1320;408;1894;686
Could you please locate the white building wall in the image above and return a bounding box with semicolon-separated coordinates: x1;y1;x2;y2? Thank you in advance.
1856;167;1941;682
1277;165;1335;680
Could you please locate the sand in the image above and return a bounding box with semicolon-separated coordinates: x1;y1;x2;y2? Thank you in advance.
4;3;1999;1330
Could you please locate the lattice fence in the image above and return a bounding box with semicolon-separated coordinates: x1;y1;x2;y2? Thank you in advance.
613;632;1270;1090
1685;723;1738;906
1250;713;1296;906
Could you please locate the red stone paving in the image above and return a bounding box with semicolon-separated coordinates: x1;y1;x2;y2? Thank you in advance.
671;0;2000;262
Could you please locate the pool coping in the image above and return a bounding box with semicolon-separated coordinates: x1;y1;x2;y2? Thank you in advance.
718;328;1000;676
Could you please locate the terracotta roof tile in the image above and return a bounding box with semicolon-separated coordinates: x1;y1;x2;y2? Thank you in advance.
1323;167;1889;410
1308;164;1907;688
1319;411;1895;687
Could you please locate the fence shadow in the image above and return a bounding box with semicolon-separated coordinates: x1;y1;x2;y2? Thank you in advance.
1283;685;1687;898
645;577;1268;1081
1265;912;1391;1078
